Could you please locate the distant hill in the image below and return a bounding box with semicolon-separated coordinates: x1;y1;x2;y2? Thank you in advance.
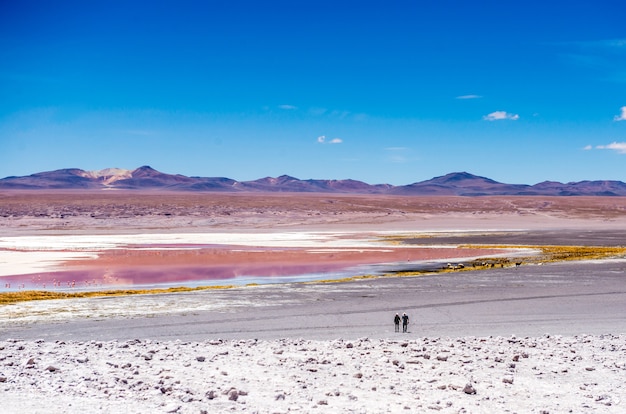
1;166;625;196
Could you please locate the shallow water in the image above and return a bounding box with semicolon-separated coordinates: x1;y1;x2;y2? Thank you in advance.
0;231;506;292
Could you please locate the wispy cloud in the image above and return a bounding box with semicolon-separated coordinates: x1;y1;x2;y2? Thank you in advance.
556;38;626;83
569;39;626;50
278;104;297;110
483;111;519;121
385;147;411;163
614;106;626;121
308;107;328;116
317;135;342;144
456;94;482;100
329;110;351;119
385;147;409;151
595;142;626;154
121;129;155;136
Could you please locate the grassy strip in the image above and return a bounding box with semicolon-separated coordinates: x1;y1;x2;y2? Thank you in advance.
305;274;378;284
461;245;626;264
0;285;236;305
313;245;626;281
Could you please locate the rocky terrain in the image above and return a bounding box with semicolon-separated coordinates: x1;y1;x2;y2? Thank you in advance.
2;191;626;236
1;335;624;413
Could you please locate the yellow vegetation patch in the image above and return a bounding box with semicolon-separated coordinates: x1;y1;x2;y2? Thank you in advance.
385;245;626;278
0;285;235;305
306;274;378;284
461;244;626;264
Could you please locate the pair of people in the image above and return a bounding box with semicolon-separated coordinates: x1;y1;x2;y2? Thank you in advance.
394;312;409;333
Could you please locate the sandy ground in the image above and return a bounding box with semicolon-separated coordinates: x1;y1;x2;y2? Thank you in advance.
1;192;626;413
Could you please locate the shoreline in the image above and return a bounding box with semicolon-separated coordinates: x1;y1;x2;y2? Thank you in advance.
0;230;510;292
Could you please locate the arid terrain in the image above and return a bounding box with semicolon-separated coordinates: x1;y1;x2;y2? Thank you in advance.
2;191;626;235
1;191;626;413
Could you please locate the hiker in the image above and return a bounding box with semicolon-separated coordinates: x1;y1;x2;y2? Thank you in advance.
402;312;409;333
394;313;401;332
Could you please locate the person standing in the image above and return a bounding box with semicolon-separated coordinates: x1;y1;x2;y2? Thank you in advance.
402;312;409;333
394;313;401;332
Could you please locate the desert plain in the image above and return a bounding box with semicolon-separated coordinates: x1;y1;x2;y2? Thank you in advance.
1;191;626;413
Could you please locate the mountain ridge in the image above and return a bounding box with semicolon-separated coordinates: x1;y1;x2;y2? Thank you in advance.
1;166;625;196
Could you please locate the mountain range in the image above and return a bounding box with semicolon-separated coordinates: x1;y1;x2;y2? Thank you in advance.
1;166;625;196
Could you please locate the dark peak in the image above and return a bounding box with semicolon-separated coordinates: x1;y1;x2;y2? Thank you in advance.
276;174;299;182
429;172;499;185
132;165;161;177
134;165;157;172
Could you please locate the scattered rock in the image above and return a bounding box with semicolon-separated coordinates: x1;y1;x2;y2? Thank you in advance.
163;403;180;413
463;383;477;395
0;335;623;412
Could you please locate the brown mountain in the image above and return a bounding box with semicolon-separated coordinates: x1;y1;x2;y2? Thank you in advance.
1;167;625;196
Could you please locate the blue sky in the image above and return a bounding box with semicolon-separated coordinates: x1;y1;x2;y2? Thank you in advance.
1;0;625;185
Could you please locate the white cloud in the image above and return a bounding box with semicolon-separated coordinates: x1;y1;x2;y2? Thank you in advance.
613;106;626;121
385;147;409;151
483;111;519;121
583;145;593;150
278;104;297;110
596;142;626;153
317;136;342;144
456;94;482;99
